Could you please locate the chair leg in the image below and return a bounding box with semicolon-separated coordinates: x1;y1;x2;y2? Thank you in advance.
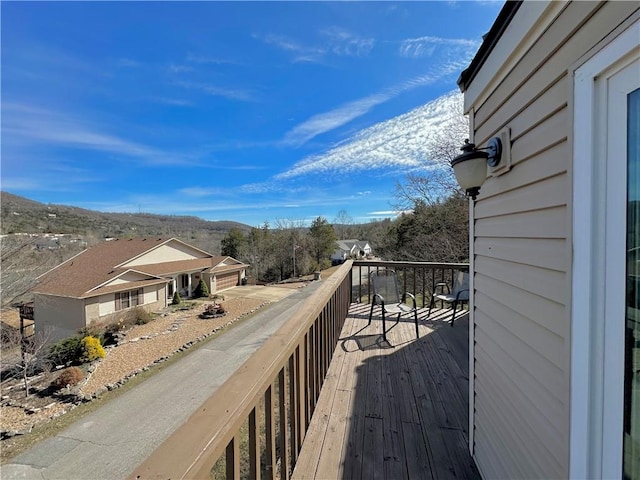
382;310;387;341
368;301;375;327
428;295;434;317
451;301;457;326
414;310;419;338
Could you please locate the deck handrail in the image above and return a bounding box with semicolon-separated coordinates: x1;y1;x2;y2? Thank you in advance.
130;260;354;480
352;260;469;307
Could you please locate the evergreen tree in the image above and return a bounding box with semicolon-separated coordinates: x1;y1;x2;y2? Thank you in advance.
308;216;337;268
221;227;247;259
193;279;209;298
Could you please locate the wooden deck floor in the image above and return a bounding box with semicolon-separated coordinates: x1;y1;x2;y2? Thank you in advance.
293;304;478;480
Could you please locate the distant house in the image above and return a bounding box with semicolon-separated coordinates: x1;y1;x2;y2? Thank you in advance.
32;238;248;342
457;1;638;479
331;239;372;264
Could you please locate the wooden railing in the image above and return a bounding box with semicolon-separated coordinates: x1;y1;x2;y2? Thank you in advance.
130;260;468;479
130;260;353;480
352;260;469;307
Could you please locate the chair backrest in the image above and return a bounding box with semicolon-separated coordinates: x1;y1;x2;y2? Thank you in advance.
370;269;401;304
453;271;470;300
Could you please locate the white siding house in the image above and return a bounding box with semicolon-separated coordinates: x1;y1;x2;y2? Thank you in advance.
458;1;639;478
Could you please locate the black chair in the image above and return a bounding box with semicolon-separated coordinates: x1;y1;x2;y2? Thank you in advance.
428;271;469;326
368;269;419;341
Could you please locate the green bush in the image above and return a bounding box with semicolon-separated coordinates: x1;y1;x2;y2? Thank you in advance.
52;366;84;390
171;291;182;305
81;336;105;362
48;336;83;366
193;279;209;298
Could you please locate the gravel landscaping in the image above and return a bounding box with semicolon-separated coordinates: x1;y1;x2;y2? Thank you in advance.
0;296;268;438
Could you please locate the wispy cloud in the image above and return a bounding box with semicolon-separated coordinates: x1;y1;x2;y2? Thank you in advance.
185;53;239;65
167;63;194;73
277;90;464;179
175;80;252;101
283;63;468;146
152;97;194;107
255;28;374;63
399;36;478;58
283;93;390;146
255;34;325;63
114;58;142;68
321;27;375;56
3;103;191;165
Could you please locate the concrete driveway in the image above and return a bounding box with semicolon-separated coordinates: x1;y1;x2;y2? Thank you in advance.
221;284;303;302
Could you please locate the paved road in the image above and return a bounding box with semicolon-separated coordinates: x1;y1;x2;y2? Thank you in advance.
1;282;323;480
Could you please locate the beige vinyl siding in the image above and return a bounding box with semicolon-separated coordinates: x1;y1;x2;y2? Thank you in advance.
34;293;86;343
123;241;209;267
468;1;639;478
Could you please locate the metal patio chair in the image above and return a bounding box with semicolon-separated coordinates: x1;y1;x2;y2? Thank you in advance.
428;271;469;326
368;269;419;341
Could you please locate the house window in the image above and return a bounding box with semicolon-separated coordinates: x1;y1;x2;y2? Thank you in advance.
115;288;143;311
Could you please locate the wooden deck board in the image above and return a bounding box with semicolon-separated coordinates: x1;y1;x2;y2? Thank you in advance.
293;304;478;479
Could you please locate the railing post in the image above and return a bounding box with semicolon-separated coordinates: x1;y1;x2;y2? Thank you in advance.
278;369;289;479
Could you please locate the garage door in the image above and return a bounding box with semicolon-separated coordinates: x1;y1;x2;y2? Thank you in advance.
216;272;239;291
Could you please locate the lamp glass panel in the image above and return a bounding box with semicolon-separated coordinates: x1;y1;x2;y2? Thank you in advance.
452;156;487;191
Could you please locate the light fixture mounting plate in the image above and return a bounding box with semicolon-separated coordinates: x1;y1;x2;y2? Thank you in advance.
487;137;502;167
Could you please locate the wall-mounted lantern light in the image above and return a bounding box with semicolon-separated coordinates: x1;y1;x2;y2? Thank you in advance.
451;137;502;200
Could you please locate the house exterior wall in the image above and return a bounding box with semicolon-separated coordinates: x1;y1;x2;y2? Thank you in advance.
97;285;166;318
122;241;209;267
34;293;86;343
464;2;639;479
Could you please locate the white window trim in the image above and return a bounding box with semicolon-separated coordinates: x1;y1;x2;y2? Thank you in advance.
571;21;639;480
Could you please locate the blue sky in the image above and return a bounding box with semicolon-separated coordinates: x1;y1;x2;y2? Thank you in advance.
1;1;502;227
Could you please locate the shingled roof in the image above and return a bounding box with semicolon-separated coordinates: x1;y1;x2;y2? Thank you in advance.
31;238;246;299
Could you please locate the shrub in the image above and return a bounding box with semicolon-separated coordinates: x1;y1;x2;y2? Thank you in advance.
132;306;153;325
48;336;83;366
52;366;84;390
193;279;209;298
172;291;182;305
78;325;106;345
81;336;105;362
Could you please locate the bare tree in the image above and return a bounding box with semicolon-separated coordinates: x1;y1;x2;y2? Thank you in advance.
4;325;54;397
394;112;469;209
333;210;353;240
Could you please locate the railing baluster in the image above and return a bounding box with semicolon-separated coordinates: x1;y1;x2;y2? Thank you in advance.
265;385;276;480
279;369;289;479
226;435;240;480
288;353;298;465
249;408;260;480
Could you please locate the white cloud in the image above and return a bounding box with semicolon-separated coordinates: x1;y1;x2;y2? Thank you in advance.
175;80;252;101
283;93;390;146
283;64;466;146
399;36;479;58
321;27;375;56
256;28;375;64
3;103;191;165
277;90;464;180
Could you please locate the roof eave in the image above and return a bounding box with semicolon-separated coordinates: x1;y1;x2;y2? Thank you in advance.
457;0;523;92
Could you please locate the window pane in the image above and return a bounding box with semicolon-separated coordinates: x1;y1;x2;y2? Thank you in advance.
624;87;640;480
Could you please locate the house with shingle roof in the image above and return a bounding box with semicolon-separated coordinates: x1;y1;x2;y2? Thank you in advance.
331;239;372;264
32;237;248;342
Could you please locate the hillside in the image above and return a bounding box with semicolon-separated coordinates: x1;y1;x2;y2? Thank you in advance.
0;191;253;309
1;191;251;238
